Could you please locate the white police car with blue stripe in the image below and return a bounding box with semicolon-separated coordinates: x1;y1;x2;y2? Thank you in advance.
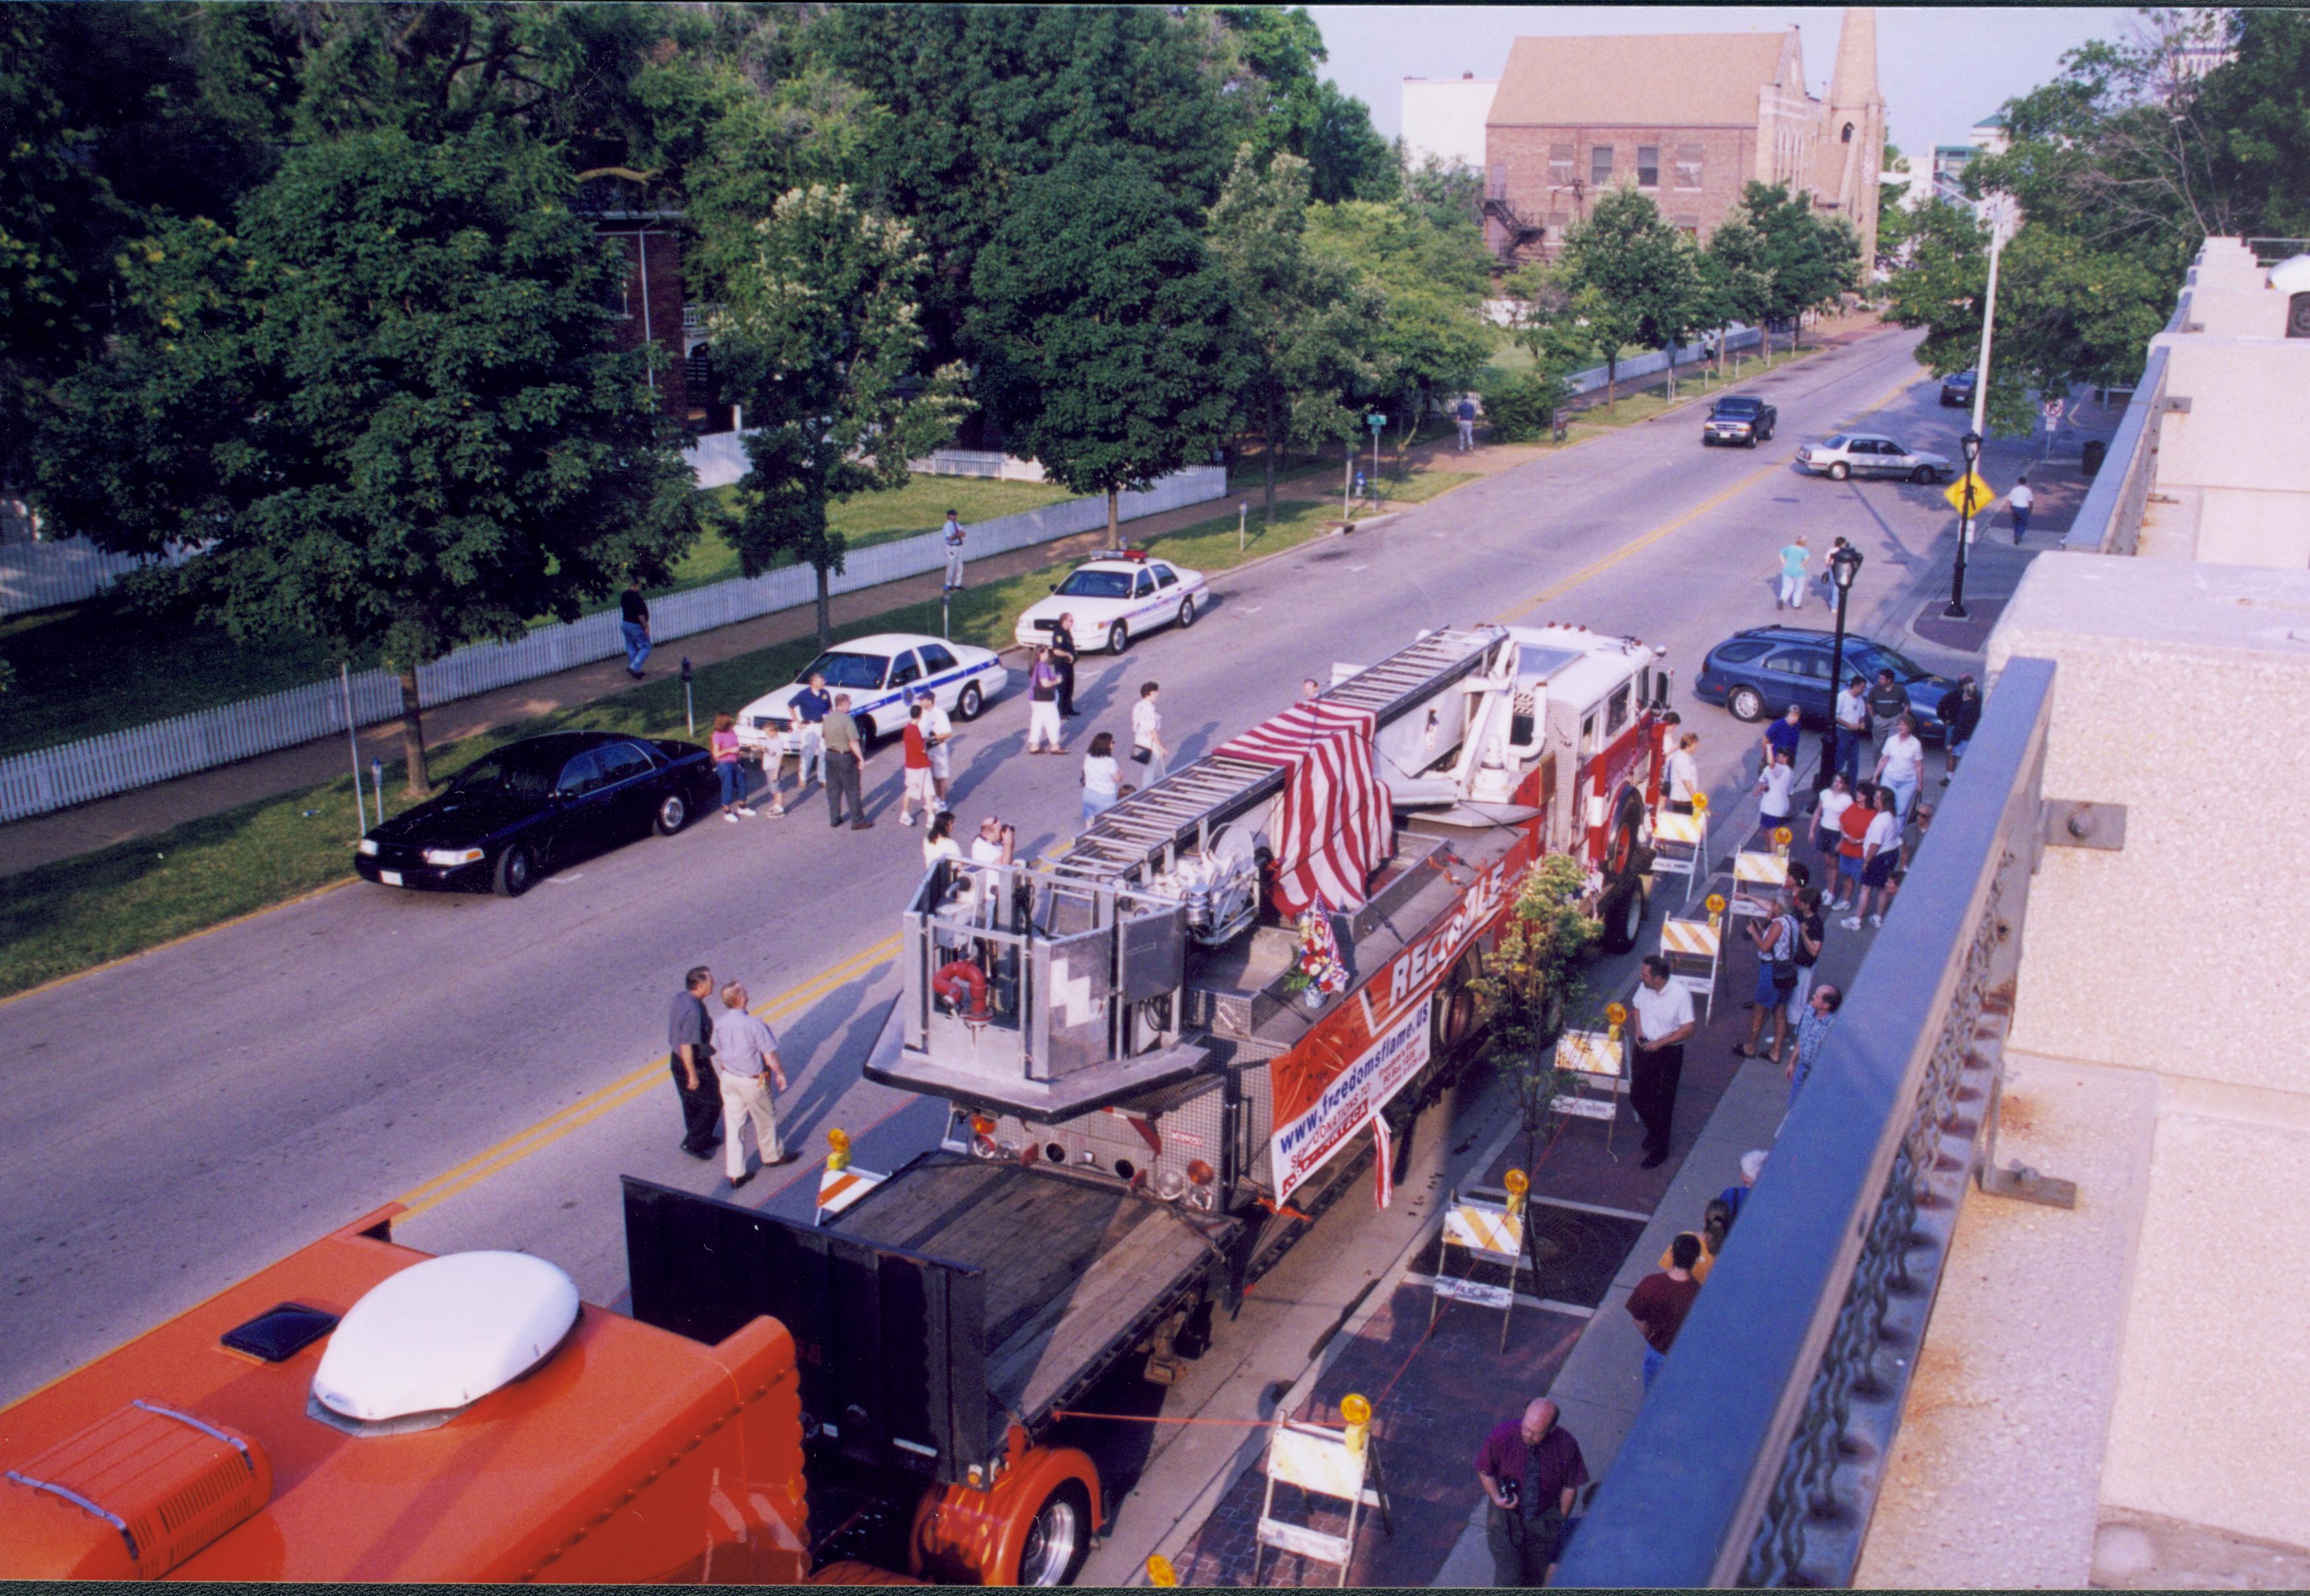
736;633;1008;755
1013;552;1208;655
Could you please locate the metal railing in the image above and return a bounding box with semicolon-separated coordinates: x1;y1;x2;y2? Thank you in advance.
2064;343;2168;556
2245;237;2310;266
1555;657;2058;1588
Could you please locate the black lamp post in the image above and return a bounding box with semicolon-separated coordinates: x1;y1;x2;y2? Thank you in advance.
1819;542;1864;793
1945;429;1983;620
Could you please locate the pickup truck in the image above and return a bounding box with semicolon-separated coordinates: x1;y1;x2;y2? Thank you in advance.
1700;394;1776;447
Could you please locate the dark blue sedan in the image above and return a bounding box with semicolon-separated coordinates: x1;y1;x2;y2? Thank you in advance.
1691;626;1959;743
354;730;720;897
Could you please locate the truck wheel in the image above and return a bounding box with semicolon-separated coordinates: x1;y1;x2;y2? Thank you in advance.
1433;952;1484;1056
1176;595;1196;630
956;682;984;721
1018;1480;1090;1586
1599;877;1647;955
1728;685;1766;722
1107;620;1130;654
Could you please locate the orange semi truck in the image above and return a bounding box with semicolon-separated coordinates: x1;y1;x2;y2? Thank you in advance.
1;624;1672;1585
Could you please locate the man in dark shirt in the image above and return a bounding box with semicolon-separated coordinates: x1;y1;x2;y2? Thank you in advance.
1762;704;1803;774
1867;669;1910;758
1050;613;1080;719
791;671;833;793
619;583;652;678
1935;674;1982;780
667;966;722;1159
1475;1397;1588;1587
1627;1233;1703;1390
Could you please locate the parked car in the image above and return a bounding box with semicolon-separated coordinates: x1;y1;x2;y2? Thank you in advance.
1939;370;1978;408
1700;394;1777;447
1690;626;1958;743
1794;433;1953;484
1013;552;1209;654
354;731;718;898
735;633;1005;758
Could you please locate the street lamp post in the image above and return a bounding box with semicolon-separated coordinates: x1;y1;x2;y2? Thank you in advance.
1821;543;1865;792
1946;429;1983;620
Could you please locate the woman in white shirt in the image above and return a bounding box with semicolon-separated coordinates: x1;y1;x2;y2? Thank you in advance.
1812;773;1853;861
1080;732;1121;826
1665;733;1701;814
1873;714;1925;822
922;809;962;867
1131;681;1169;780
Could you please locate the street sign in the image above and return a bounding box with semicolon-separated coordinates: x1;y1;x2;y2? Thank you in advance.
2042;397;2065;421
1366;412;1386;431
1943;472;1995;517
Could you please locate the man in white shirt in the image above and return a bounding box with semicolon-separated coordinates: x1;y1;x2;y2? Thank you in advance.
1131;680;1170;780
1755;746;1796;830
1834;675;1870;787
970;816;1015;865
709;982;792;1189
913;688;955;805
2009;476;2034;543
1630;957;1697;1169
942;510;966;590
1664;732;1701;815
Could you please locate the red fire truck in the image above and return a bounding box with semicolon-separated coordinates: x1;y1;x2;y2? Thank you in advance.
0;623;1671;1585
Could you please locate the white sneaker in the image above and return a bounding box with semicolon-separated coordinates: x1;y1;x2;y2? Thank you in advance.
1869;913;1883;927
1832;898;1851;911
724;813;740;824
900;811;917;826
1840;916;1861;930
736;805;758;817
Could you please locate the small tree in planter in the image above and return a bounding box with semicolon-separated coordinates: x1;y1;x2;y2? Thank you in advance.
1470;853;1602;1173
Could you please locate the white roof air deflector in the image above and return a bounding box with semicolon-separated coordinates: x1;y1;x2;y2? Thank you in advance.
310;1252;579;1423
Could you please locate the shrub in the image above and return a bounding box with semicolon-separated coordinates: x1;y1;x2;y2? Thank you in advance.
1477;369;1571;442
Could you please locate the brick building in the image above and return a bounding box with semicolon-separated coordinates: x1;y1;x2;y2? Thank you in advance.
580;176;736;436
1481;7;1882;268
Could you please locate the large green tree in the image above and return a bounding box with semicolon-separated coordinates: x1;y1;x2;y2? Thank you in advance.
1699;215;1773;375
816;5;1237;365
1306;196;1493;460
36;126;698;791
1202;7;1397;204
970;149;1248;543
711;184;968;650
1556;187;1701;404
1734;181;1861;353
1207;149;1377;526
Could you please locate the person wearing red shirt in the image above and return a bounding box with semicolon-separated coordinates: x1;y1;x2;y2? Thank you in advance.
898;701;934;828
1627;1233;1703;1391
1833;780;1876;911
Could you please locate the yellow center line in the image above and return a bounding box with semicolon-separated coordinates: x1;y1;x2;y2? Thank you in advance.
392;931;902;1217
1491;367;1923;626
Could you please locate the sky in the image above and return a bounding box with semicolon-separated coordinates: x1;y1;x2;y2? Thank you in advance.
1310;5;2140;164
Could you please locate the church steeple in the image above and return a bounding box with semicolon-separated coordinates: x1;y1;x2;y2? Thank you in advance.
1813;7;1886;273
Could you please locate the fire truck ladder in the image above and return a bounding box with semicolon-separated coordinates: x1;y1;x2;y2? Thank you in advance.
1047;627;1508;890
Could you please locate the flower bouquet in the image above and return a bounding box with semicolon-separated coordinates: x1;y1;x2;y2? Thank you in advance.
1279;901;1349;1007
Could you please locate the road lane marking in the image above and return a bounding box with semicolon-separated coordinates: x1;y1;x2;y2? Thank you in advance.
1491;367;1923;626
392;931;901;1218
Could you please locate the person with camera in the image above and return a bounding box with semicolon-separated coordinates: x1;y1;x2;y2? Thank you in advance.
1477;1398;1588;1587
970;815;1016;866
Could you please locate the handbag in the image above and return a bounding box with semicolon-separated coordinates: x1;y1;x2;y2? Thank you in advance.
1768;916;1799;990
1130;744;1154;766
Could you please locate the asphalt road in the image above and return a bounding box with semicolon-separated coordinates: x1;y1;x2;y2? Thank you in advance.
0;326;1976;1407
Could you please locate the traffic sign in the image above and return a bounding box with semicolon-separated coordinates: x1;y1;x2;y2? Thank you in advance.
1366;412;1386;431
1943;472;1995;517
2042;397;2065;421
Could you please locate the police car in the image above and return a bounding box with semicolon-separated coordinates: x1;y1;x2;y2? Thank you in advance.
735;634;1007;756
1012;551;1209;655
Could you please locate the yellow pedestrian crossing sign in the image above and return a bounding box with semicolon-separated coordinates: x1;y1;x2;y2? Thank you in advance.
1943;472;1996;517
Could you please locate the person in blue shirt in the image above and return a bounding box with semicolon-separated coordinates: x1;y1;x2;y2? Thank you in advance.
1777;536;1810;610
791;672;833;793
1762;704;1803;778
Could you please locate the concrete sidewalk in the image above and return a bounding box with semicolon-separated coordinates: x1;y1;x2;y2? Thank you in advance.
1139;749;1920;1587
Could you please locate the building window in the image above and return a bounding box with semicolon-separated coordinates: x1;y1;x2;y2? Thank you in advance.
1488;162;1507;201
1842;121;1855;144
1590;145;1614;188
1636;145;1660;188
1676;143;1705;189
1674;215;1700;240
1549;144;1574;189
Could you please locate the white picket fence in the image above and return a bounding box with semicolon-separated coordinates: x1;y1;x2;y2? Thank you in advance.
1558;326;1764;398
0;538;205;618
0;466;1225;825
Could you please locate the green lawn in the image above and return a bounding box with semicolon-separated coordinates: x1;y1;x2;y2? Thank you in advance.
0;474;1078;759
0;486;1393;999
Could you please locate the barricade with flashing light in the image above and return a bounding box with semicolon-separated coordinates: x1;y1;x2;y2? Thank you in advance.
1431;1176;1531;1351
814;1127;887;1227
1551;1011;1631;1149
1658;914;1723;1021
1250;1395;1392;1587
1729;850;1788;918
1647;805;1709;905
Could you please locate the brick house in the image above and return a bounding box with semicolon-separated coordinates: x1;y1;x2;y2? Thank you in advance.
580;176;736;436
1481;7;1882;268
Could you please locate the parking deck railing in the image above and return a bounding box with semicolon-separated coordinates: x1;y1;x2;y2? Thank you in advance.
1555;657;2060;1587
